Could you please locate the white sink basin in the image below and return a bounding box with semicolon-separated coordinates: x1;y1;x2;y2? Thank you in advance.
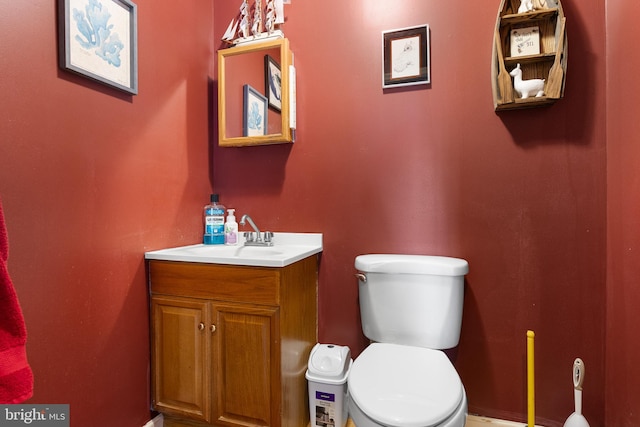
145;232;322;267
181;246;285;257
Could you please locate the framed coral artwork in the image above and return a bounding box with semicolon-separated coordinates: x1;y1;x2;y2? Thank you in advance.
58;0;138;94
243;85;268;137
382;24;430;89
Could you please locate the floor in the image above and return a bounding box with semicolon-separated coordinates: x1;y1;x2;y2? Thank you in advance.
342;415;531;427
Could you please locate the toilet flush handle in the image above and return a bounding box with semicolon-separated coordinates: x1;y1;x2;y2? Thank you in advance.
355;273;367;283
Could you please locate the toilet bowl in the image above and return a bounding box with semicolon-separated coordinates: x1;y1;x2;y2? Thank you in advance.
349;254;470;427
348;343;467;427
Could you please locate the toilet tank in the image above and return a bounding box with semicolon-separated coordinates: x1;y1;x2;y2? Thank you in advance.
355;254;469;350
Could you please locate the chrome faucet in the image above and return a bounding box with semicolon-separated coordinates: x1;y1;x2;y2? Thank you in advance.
240;214;260;235
240;214;274;246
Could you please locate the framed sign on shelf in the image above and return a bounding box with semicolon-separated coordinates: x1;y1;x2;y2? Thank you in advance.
510;26;540;57
382;24;430;89
58;0;138;94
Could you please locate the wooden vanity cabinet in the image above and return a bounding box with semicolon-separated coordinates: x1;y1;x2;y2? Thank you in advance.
149;256;318;427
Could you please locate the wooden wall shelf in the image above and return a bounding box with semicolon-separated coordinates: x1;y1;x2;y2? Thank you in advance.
492;0;568;111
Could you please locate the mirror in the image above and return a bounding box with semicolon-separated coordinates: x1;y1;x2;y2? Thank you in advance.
218;38;293;147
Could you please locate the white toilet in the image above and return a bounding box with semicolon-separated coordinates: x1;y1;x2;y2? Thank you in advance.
348;254;469;427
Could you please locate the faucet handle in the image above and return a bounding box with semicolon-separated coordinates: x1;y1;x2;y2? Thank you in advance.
244;231;255;242
263;231;274;243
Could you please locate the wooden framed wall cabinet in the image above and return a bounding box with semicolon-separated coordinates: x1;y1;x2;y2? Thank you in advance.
218;38;295;146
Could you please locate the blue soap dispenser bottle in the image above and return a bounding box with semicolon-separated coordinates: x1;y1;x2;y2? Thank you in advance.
203;194;225;245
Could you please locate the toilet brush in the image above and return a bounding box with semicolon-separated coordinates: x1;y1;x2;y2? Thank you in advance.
563;358;590;427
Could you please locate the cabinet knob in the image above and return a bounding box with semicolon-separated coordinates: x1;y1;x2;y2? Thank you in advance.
210;324;217;333
198;322;205;331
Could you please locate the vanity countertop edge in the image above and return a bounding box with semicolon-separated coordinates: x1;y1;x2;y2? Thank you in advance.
145;232;323;268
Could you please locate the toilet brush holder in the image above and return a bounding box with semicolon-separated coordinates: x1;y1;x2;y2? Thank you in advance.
563;358;590;427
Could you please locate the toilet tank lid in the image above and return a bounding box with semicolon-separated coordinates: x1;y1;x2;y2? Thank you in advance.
355;254;469;276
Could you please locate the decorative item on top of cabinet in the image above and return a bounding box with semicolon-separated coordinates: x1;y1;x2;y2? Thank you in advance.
218;38;295;147
222;0;285;46
148;256;318;427
491;0;567;111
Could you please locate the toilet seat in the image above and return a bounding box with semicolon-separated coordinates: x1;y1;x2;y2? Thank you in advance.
348;343;464;427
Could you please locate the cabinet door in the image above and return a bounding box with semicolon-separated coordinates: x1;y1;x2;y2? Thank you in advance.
212;303;280;427
151;296;211;423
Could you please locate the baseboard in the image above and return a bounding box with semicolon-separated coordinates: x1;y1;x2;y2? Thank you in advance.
466;414;543;427
142;414;164;427
176;413;537;427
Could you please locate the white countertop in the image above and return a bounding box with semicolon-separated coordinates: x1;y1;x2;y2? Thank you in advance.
145;232;322;267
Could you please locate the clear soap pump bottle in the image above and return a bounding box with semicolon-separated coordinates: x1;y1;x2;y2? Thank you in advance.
225;209;238;246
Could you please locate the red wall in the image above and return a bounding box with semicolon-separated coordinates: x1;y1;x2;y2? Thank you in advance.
3;0;639;426
0;1;213;426
213;1;610;426
605;0;640;425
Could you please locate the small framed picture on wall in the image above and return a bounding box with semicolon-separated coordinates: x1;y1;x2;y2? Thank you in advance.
264;55;282;112
58;0;138;94
382;24;430;89
243;84;268;137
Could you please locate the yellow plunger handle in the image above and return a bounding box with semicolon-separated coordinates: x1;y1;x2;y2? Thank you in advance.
527;330;535;427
